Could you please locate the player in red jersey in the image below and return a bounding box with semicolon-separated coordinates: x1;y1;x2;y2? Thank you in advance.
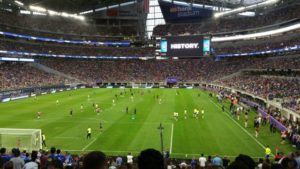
255;126;260;138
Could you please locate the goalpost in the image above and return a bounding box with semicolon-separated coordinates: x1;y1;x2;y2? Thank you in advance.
0;128;42;151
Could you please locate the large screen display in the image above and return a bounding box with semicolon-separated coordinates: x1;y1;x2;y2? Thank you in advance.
203;36;211;56
160;35;208;57
160;40;168;53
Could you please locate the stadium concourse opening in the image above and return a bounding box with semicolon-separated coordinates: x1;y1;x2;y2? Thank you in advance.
1;0;300;168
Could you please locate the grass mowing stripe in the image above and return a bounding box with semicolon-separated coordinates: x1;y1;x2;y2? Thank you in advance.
206;96;273;156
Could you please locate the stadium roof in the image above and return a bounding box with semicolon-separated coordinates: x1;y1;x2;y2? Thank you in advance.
8;0;133;13
177;0;269;7
214;0;267;5
7;0;270;12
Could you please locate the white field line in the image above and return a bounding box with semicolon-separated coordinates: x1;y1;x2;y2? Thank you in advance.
208;97;274;156
170;123;174;154
52;137;80;139
81;138;97;151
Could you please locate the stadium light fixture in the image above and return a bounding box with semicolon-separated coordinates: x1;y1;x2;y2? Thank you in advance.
47;10;59;16
32;11;47;16
90;1;136;13
95;7;107;12
214;0;280;18
14;0;24;6
26;5;85;21
61;12;70;17
46;10;85;20
20;10;31;15
212;23;300;42
79;10;93;15
29;5;47;12
75;15;85;21
107;4;119;9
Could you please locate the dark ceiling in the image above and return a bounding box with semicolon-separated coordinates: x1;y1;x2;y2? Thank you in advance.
17;0;132;13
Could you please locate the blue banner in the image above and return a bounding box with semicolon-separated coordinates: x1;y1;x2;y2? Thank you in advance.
166;77;177;84
159;0;213;23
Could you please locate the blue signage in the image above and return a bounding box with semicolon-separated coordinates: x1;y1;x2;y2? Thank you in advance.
159;0;213;23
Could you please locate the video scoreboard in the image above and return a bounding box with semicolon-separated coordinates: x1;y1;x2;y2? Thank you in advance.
155;35;211;58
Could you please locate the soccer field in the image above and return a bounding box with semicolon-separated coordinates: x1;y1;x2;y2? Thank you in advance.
0;88;295;158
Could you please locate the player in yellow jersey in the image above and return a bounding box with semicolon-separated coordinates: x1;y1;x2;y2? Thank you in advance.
265;145;271;159
87;128;92;139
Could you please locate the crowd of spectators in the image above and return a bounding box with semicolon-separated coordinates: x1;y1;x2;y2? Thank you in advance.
0;24;132;42
214;36;300;55
218;76;300;99
266;107;300;149
0;39;155;57
0;62;68;91
1;29;300;58
2;146;300;169
0;11;137;39
39;57;267;83
38;56;300;83
153;4;300;36
218;71;300;113
1;54;298;88
1;55;300;110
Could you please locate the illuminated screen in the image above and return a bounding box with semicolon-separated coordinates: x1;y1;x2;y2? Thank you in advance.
165;35;204;57
203;39;210;52
160;40;168;53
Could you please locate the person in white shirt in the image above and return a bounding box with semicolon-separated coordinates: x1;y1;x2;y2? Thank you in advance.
23;151;38;169
127;152;133;164
167;162;176;169
184;110;187;119
173;112;179;121
199;154;207;168
179;161;187;168
80;104;84;112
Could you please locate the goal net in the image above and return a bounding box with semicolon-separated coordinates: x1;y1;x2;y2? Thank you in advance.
0;128;42;151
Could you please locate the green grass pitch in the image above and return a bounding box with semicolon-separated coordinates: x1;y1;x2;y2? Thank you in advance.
0;88;295;158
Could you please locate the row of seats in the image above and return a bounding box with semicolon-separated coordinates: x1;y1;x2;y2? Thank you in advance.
153;3;300;36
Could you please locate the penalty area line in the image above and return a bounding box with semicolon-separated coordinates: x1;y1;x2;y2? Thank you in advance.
81;138;97;151
81;132;103;151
